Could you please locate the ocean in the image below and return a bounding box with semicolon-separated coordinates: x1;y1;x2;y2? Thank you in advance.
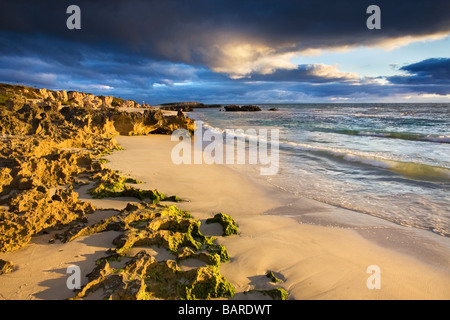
190;103;450;237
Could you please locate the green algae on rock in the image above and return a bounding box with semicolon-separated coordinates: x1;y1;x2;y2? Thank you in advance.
183;265;235;300
266;271;281;283
0;259;14;275
69;203;235;300
206;213;238;236
244;288;288;300
0;83;235;299
71;251;234;300
88;171;182;203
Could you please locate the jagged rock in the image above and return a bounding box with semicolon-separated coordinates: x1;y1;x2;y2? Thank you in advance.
99;96;113;108
206;213;239;236
67;91;85;101
55;90;68;101
5;96;26;111
0;259;14;275
38;88;49;99
160;105;193;112
0;168;13;195
120;100;138;109
109;109;195;135
266;271;282;283
244;288;288;300
141;103;155;109
0;188;95;253
72;249;234;300
177;246;221;266
0;83;199;257
12;149;91;188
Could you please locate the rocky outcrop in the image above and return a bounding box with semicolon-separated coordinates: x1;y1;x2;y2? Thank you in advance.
5;96;27;112
206;213;239;236
0;188;95;253
0;83;244;300
68;203;236;300
99;95;113;108
0;259;14;275
224;105;261;112
120;100;139;109
160;105;193;112
55;90;68;101
109;109;195;135
0;83;196;255
159;101;205;110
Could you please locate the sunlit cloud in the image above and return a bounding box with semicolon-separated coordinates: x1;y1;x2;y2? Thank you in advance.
306;64;360;81
370;31;450;51
206;42;298;79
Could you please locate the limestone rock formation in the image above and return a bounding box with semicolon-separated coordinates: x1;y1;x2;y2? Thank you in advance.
0;188;95;253
69;203;236;300
206;212;239;236
0;83;224;300
0;259;14;275
0;83;197;255
224;105;261;112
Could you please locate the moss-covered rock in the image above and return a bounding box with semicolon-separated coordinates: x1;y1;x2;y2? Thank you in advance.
0;259;14;275
266;271;281;283
72;251;234;300
177;247;222;267
0;83;237;299
245;288;288;300
184;265;235;300
69;204;236;300
88;172;182;203
206;213;238;236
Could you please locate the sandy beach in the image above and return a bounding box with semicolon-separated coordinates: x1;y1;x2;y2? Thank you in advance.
2;0;450;303
1;133;449;300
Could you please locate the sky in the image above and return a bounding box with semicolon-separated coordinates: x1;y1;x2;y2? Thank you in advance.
0;0;449;104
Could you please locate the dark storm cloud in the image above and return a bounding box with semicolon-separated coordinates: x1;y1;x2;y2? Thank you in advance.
0;0;449;75
388;58;450;85
1;0;449;102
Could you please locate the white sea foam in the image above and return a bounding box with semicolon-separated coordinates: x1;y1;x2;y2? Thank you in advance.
191;104;450;237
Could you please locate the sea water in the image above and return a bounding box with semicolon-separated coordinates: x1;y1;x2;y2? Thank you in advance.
190;103;450;237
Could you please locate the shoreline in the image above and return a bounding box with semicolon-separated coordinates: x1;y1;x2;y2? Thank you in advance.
0;133;449;299
104;134;450;299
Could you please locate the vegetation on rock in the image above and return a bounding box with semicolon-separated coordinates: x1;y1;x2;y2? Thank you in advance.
0;259;14;275
205;212;239;236
266;271;281;283
88;171;181;203
67;202;235;300
0;83;285;301
245;288;288;300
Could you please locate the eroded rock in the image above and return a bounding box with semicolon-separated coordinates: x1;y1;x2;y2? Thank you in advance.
0;259;14;275
0;83;237;300
67;203;236;300
0;188;95;253
206;213;239;236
